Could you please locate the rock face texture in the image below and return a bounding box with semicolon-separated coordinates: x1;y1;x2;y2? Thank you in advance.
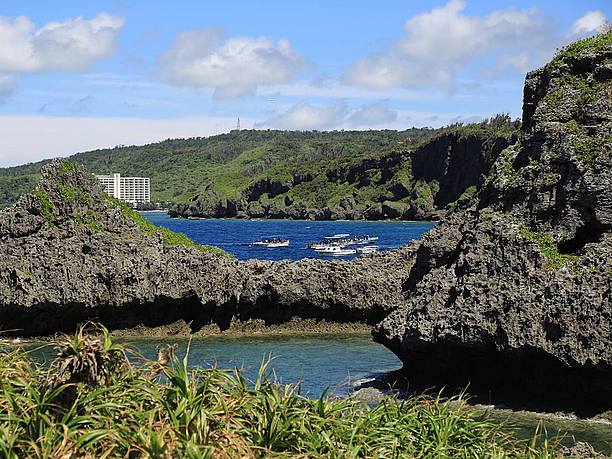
0;160;414;336
168;131;514;222
373;32;612;414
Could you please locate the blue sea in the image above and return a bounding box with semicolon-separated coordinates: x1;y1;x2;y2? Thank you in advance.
142;212;435;261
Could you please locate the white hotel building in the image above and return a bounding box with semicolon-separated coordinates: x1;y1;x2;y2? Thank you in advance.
96;173;151;205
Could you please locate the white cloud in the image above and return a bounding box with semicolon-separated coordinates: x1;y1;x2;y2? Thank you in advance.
348;103;397;126
0;13;124;73
570;10;607;36
255;101;348;130
0;13;124;94
0;115;256;167
344;0;553;89
255;101;399;130
159;28;304;99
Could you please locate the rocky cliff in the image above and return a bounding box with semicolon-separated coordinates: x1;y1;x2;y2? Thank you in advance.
373;31;612;415
169;127;515;221
0;159;413;336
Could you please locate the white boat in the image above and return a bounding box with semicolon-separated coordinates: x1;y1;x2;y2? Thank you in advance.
252;237;290;248
317;245;357;256
310;241;345;250
355;235;379;244
324;233;350;240
357;245;379;254
265;241;290;248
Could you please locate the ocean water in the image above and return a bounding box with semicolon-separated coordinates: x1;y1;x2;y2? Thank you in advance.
142;212;435;261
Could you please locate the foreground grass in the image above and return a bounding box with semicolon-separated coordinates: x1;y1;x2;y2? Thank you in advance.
0;327;559;458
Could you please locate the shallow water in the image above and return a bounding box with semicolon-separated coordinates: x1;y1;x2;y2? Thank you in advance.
142;212;435;261
28;334;401;398
484;410;612;454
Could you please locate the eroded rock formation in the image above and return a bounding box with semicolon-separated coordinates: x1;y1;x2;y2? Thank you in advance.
0;159;414;336
373;32;612;414
1;32;611;415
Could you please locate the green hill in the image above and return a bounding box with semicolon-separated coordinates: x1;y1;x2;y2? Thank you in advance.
0;117;519;219
0;129;432;207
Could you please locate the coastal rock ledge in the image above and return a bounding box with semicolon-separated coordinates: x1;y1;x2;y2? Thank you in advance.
373;31;612;415
0;159;411;337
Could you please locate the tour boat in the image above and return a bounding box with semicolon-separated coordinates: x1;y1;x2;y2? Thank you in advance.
317;245;357;256
252;237;290;248
355;235;379;244
307;233;380;252
309;241;345;250
357;245;379;254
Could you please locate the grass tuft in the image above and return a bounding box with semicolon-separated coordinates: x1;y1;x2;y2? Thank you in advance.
519;226;578;269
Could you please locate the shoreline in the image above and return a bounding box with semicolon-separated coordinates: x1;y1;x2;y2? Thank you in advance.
167;214;441;223
108;318;373;339
1;319;373;343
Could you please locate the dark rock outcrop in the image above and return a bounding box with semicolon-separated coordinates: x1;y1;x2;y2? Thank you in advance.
373;32;612;415
0;159;415;336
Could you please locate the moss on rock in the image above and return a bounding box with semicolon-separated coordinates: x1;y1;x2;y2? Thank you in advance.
103;194;231;257
519;225;578;269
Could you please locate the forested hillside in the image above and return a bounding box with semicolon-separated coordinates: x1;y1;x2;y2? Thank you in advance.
0;129;432;208
0;116;519;218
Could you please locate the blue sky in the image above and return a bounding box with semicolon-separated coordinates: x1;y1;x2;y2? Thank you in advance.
0;0;610;166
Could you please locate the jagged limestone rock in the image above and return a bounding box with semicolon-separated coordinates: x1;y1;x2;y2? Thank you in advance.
373;31;612;414
0;159;413;336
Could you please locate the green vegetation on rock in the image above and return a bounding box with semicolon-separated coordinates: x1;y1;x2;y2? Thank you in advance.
86;219;105;232
0;327;559;458
564;120;612;168
458;185;477;201
545;73;611;111
103;194;230;257
32;189;54;223
519;226;578;269
549;30;612;70
56;182;92;206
